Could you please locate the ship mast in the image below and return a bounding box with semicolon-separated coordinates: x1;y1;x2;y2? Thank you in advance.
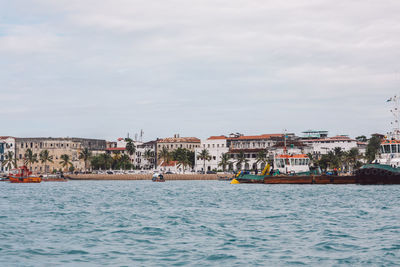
389;95;400;140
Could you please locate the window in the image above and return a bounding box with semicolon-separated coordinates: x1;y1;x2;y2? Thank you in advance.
392;144;397;153
384;145;390;154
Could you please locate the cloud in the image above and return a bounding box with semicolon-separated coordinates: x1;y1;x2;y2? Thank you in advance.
0;0;400;140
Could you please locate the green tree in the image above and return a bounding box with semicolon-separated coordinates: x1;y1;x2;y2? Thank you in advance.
158;147;172;165
344;148;360;172
307;153;315;166
236;151;248;170
59;154;72;172
218;153;230;172
125;138;136;156
99;153;113;170
39;150;53;174
3;151;17;170
79;148;92;172
198;149;211;172
255;150;268;170
24;149;38;170
119;154;132;170
365;136;382;163
172;148;190;172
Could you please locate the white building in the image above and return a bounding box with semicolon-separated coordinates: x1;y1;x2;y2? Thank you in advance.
227;133;287;171
195;133;294;172
106;138;156;170
195;136;229;172
0;136;16;173
302;135;358;156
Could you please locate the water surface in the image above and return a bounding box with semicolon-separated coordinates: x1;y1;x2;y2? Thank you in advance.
1;181;399;266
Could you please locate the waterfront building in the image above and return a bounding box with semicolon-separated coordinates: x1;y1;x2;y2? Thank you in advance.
106;138;156;170
226;133;289;171
194;133;293;172
194;136;229;172
0;136;16;173
15;137;106;173
301;135;358;156
156;134;201;166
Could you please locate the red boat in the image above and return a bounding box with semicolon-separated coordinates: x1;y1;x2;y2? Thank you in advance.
8;166;42;183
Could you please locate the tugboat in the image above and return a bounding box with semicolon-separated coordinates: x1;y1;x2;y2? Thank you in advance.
231;154;313;184
355;95;400;184
8;166;42;183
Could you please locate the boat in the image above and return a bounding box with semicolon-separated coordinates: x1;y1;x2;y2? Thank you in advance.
8;166;42;183
152;173;165;182
232;154;315;184
231;154;357;184
355;164;400;184
354;95;400;184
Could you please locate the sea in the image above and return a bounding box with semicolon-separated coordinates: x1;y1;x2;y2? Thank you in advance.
1;181;399;266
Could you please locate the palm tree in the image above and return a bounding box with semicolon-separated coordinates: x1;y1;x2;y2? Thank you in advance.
39;150;53;174
307;153;315;166
255;150;268;170
366;136;382;163
99;153;113;170
59;154;72;172
198;149;211;172
3;151;17;171
112;151;121;161
24;149;38;170
236;151;248;170
143;149;153;169
79;148;92;172
218;153;230;172
125;138;136;156
158;147;171;165
345;148;360;173
119;154;131;170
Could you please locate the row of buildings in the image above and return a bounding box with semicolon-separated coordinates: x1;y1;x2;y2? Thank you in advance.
0;130;366;173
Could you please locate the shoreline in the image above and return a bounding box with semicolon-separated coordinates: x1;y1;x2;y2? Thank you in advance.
66;174;234;180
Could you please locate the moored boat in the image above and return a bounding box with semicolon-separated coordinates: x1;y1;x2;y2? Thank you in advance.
8;166;41;183
152;173;165;182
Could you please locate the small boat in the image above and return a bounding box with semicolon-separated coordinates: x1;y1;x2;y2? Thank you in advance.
152;173;165;182
9;166;42;183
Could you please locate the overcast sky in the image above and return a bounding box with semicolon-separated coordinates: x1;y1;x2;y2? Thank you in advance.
1;0;400;141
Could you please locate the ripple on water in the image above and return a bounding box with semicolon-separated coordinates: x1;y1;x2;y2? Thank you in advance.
0;181;399;266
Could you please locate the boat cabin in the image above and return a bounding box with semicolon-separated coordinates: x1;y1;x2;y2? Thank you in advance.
274;154;310;174
9;166;32;178
377;139;400;167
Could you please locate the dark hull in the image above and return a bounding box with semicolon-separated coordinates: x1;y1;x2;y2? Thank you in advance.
237;175;356;184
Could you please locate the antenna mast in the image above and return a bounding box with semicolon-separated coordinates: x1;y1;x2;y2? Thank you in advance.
389;95;400;139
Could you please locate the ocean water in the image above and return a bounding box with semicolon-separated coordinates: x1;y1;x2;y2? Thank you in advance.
0;181;399;266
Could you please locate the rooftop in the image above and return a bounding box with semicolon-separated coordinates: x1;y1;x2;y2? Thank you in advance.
158;137;200;143
207;135;227;140
228;134;284;141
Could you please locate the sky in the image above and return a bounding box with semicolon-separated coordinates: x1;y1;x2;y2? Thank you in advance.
1;0;400;141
